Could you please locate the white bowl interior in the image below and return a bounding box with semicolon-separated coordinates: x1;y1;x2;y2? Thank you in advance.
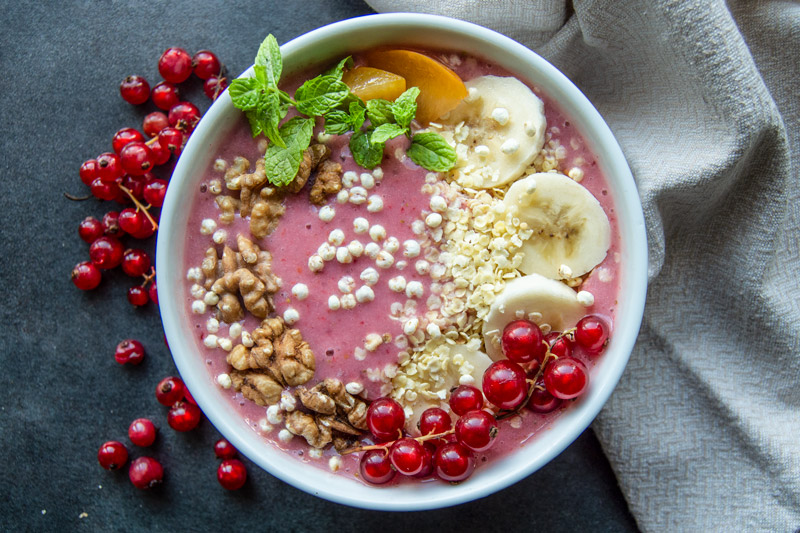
157;13;647;511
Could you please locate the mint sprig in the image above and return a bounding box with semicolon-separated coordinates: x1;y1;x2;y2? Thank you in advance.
231;34;458;185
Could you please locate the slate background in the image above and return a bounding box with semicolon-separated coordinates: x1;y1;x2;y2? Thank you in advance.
0;1;639;531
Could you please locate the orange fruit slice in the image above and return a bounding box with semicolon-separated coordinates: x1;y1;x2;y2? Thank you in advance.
342;66;407;102
364;49;468;124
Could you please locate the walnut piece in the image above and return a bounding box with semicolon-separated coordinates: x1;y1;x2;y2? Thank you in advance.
223;156;250;190
286;144;331;194
215;195;239;225
296;378;368;435
309;159;343;205
250;189;285;239
212;268;270;318
285;411;332;449
230;370;282;406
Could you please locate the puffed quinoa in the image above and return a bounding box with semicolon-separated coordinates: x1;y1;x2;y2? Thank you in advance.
364;242;381;258
429;195;447;212
345;381;364;395
336;246;353;264
228;322;242;339
267;405;283;424
405;281;424;299
491;106;510;125
328;229;345;246
203;291;220;306
388;276;407;292
349;186;367;205
369;224;386;242
383;237;400;253
355;285;375;303
212;229;228;244
347;240;364;257
364;333;383;352
258;419;272;433
360;173;375;189
278;429;293;443
191;300;207;314
216;373;231;389
318;205;336;222
341;293;356;309
375;250;395;269
206;318;220;333
308;255;324;272
353;217;370;233
186;267;202;282
577;290;595;307
329;456;342;472
336;190;349;203
367;195;383;212
291;283;309;300
218;337;233;351
338;276;356;293
328;295;341;310
318;242;336;261
283;308;300;325
425;213;443;228
190;284;206;299
200;218;217;235
411;219;426;235
415;260;431;275
360;267;379;286
372;167;383;180
403;239;421;258
203;335;218;348
342;170;358;188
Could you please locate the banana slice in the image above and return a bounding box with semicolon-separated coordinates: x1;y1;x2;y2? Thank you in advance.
482;273;585;362
505;172;611;279
437;75;546;189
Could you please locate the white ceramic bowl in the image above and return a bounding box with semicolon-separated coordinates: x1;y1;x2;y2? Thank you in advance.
157;13;647;510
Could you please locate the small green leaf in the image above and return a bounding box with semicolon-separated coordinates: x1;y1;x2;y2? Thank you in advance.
295;75;350;116
229;78;260;110
325;56;353;80
245;110;263;137
257;91;285;148
350;129;384;169
263;117;315;186
255;34;282;87
407;132;457;172
392;87;420;130
349;101;366;131
323;110;351;135
366;99;395;127
370;123;406;145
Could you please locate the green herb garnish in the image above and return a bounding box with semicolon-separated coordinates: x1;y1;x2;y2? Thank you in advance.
230;34;457;186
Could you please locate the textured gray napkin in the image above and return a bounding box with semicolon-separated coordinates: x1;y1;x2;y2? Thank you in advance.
364;1;800;531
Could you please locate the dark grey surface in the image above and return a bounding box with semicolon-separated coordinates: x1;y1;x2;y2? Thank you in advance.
0;1;639;531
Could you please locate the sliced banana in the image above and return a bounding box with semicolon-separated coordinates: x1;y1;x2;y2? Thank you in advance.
482;273;585;362
505;172;611;279
396;338;492;435
436;75;546;189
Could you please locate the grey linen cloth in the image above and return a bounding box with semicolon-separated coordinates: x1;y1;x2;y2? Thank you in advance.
365;1;800;531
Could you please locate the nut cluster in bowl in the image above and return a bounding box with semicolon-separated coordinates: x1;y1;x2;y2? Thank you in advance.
157;13;647;510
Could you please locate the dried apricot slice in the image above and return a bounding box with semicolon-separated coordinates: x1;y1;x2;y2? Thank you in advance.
364;49;468;124
342;66;407;102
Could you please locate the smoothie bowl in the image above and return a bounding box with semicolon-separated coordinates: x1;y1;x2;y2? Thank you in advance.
157;13;647;510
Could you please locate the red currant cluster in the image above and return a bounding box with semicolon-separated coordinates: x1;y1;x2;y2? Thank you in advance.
213;439;248;491
71;47;226;307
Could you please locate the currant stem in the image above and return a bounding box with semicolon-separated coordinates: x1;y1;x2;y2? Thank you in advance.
118;184;159;230
339;428;455;456
64;192;92;201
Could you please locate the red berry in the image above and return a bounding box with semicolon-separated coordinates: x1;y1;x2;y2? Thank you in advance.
156;376;185;406
112;128;144;154
158;127;184;155
128;218;156;240
158;47;192;84
527;379;562;413
89;178;117;201
121;249;151;277
119;75;150;105
545;331;574;358
148;279;158;305
183;386;196;405
192;50;221;80
204;76;228;100
454;410;498;453
120;141;154;176
128;456;163;489
575;315;610;354
121;174;147;202
418;407;452;436
482;360;528;410
449;385;484;416
414;441;437;478
128;418;158;447
96;152;123;184
127;286;149;306
434;442;475;483
71;261;102;290
142;112;169;138
151;81;180;110
217;459;247;490
168;400;202;432
543;357;588;400
214;438;238;460
79;159;98;186
89;236;124;269
359;449;395;485
101;211;122;237
97;441;128;470
118;208;145;235
150;141;171;166
366;397;405;441
168;102;200;132
502;319;546;364
389;437;426;476
78;216;103;243
143;178;168;207
115;338;145;365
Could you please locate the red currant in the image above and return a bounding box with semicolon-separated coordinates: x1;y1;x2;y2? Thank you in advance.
128;418;158;447
79;159;98;186
150;141;171;166
71;261;102;290
168;102;200;132
218;459;247;490
89;236;124;269
168;400;202;431
97;441;128;470
183;387;196;406
414;441;437;478
418;407;452;436
359;449;395;485
112;128;144;154
158;47;193;84
366;397;405;441
214;438;238;460
128;456;163;489
150;81;180;110
455;410;498;453
121;249;151;277
482;360;528;410
389;437;426;476
502;319;546;364
449;385;484;416
192;50;221;80
115;338;145;365
119;75;150;105
101;211;122;237
142;111;169;138
117;208;144;235
575;315;610;354
156;376;186;406
543;357;588;400
158;127;184;155
144;178;168;207
204;76;228;100
120;141;154;176
434;442;474;483
128;218;156;240
96;152;123;184
545;331;574;358
78;216;103;243
121;174;147;201
127;286;149;306
527;379;562;413
90;178;116;200
148;279;158;305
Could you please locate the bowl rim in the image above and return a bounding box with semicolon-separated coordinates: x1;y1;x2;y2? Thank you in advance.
157;12;647;511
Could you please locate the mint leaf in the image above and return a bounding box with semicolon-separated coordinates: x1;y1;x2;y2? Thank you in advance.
407;132;456;172
366;99;394;127
264;117;315;186
257;91;285;148
255;35;282;87
295;75;350;116
325;56;353;80
392;87;420;130
349;101;366;131
245;110;263;137
350;129;384;169
323;110;351;135
370;123;407;145
229;78;260;110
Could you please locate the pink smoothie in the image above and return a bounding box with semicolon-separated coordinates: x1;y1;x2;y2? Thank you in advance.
180;50;623;482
